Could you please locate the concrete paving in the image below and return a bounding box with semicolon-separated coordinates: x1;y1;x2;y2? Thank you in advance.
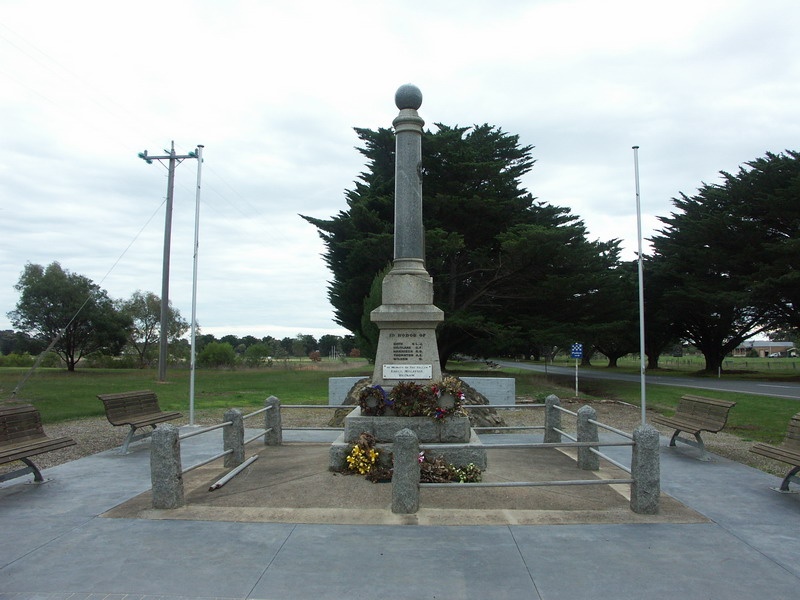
1;427;798;599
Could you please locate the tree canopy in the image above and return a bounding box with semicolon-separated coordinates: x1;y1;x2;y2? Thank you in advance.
304;124;621;367
8;262;130;371
117;290;189;368
649;150;800;372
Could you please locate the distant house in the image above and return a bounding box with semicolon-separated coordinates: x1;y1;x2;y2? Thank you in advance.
733;340;796;358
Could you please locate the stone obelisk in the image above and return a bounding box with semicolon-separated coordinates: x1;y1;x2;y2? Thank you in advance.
370;84;444;387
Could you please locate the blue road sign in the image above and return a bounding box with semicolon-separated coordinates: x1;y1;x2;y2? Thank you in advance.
570;343;583;359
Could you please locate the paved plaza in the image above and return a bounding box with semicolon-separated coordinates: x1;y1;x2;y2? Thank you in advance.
1;428;798;599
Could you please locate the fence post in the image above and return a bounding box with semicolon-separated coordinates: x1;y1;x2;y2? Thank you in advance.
630;424;660;514
544;394;561;443
150;424;184;509
264;395;282;446
392;428;420;514
577;405;599;470
223;408;244;468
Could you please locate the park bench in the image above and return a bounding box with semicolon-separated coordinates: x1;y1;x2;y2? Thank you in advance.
98;390;181;454
652;395;736;461
750;412;800;492
0;404;76;484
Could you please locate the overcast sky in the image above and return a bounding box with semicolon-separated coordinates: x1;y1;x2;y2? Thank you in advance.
2;0;798;341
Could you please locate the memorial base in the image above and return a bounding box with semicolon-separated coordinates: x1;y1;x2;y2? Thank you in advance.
329;408;487;472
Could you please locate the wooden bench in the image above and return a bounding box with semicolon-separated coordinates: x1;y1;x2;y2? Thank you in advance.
652;395;736;461
0;404;76;483
751;413;800;492
98;390;181;454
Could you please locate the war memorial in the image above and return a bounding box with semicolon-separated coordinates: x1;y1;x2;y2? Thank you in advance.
3;86;799;600
135;84;664;519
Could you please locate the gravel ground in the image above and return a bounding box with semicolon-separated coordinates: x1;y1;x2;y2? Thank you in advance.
1;398;787;479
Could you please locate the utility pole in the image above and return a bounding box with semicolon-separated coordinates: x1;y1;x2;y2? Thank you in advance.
139;142;200;382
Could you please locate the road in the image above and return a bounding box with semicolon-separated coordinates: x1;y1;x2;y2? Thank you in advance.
495;360;800;401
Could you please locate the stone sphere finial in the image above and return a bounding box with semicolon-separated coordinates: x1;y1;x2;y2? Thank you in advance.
395;84;422;110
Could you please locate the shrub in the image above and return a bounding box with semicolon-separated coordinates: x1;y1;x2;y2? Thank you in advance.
0;352;35;367
198;342;237;368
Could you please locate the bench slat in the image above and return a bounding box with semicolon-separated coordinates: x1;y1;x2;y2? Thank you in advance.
752;443;800;463
0;405;45;445
98;391;181;427
653;395;736;461
0;404;77;473
97;391;181;454
750;413;800;466
0;437;77;464
652;415;707;435
653;395;736;434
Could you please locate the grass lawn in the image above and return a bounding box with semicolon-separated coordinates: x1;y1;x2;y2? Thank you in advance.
491;364;798;445
2;357;798;445
559;354;800;380
0;359;372;422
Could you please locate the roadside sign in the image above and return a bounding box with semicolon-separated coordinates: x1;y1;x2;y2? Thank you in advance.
570;343;582;397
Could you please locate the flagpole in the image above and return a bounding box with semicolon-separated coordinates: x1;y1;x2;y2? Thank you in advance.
633;145;646;426
189;145;204;427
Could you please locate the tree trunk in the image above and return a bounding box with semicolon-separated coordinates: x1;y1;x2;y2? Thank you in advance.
702;352;724;373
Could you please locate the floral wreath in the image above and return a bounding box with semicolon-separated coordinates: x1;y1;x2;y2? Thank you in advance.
358;384;389;416
427;376;466;419
389;381;434;417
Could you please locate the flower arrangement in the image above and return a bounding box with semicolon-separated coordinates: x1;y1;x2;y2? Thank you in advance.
452;463;482;483
418;451;482;483
389;381;434;417
346;444;379;475
346;432;380;475
357;384;389;416
380;378;468;419
346;432;392;482
427;376;466;419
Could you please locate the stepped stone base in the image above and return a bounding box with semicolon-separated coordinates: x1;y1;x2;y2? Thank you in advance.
329;408;487;472
343;408;471;444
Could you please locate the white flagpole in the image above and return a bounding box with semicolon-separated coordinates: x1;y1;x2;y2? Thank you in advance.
189;145;204;427
633;146;646;426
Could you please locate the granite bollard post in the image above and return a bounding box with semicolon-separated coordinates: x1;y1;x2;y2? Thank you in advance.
577;405;599;471
544;394;562;443
150;424;184;509
630;424;660;514
392;428;420;514
264;395;282;446
223;408;244;468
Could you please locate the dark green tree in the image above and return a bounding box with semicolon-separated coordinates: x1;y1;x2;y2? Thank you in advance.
589;261;641;367
196;333;218;352
304;124;622;367
243;343;272;367
648;152;800;372
356;264;391;362
641;254;683;369
117;290;189;368
8;262;130;371
198;341;236;368
0;329;45;356
319;334;346;357
735;151;800;332
219;334;242;349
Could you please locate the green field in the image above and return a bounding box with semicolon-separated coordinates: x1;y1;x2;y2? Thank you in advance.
0;360;373;421
494;364;798;445
555;353;800;380
2;358;798;445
